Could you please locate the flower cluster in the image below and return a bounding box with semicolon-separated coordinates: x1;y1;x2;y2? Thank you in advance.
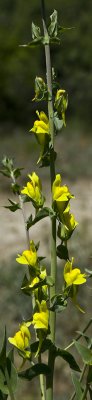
9;240;49;360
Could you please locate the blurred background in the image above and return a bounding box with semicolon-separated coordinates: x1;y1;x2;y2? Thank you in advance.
0;0;92;399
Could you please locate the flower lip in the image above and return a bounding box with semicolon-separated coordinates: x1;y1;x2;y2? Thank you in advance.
64;258;86;287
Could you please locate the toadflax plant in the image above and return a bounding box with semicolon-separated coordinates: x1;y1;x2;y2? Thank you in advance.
0;1;92;400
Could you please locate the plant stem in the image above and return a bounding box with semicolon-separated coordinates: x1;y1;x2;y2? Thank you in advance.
41;1;57;400
5;367;16;400
65;318;92;351
38;354;46;400
19;195;30;250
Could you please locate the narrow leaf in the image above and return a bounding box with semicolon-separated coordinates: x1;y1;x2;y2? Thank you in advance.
6;358;17;393
0;328;6;369
18;363;50;380
48;10;58;37
87;366;92;384
72;372;83;400
74;341;92;365
55;347;80;371
31;22;41;40
0;369;9;395
5;199;20;212
27;207;55;230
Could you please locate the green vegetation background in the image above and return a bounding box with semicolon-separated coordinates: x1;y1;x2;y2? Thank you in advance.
0;0;92;127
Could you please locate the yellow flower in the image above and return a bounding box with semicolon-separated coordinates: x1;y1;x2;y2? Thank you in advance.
55;89;66;100
54;89;68;126
52;174;74;214
64;258;86;287
63;205;78;231
32;300;49;330
8;323;31;358
60;205;78;239
30;111;49;146
16;240;37;267
21;172;44;207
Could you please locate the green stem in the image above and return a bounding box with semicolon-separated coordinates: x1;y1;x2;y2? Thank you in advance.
38;354;46;400
65;318;92;351
41;1;57;400
19;194;30;250
5;367;16;400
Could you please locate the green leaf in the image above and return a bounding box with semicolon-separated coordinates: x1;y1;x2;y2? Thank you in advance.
89;386;92;399
27;207;55;230
58;25;75;34
40;339;52;353
0;329;6;369
7;349;14;364
76;331;92;347
48;10;58;38
71;372;83;400
50;295;67;312
85;268;92;277
11;183;20;194
0;370;8;395
30;339;52;355
57;244;69;260
13;168;23;179
87;366;92;384
6;358;17;394
74;341;92;365
55;347;80;371
5;199;20;212
18;363;50;380
0;390;8;399
20;38;43;48
31;22;41;40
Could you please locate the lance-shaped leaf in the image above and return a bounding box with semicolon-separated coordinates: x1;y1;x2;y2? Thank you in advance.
27;207;55;230
57;244;69;260
74;341;92;365
58;25;75;34
87;366;92;384
0;370;9;395
85;268;92;277
18;363;50;380
0;328;6;369
48;10;58;38
0;359;17;396
5;199;20;212
71;372;83;400
0;390;8;399
89;386;92;399
32;22;41;40
30;339;52;355
55;347;80;371
6;358;17;394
